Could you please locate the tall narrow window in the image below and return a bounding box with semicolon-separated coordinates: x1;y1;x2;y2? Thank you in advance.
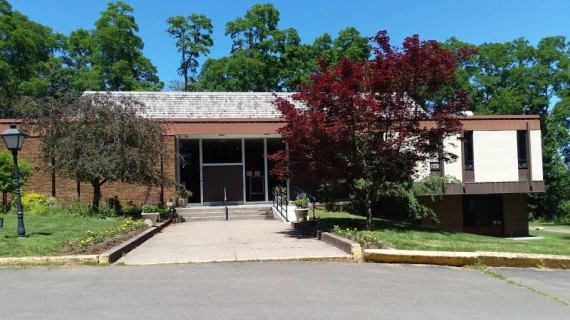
517;131;528;169
464;131;474;170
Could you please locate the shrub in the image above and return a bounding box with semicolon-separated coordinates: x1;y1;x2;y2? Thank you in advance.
64;195;93;217
142;204;158;213
294;193;309;209
175;187;192;198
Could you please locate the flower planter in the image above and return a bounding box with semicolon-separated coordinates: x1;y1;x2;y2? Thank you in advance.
294;208;309;222
141;212;159;226
177;198;188;208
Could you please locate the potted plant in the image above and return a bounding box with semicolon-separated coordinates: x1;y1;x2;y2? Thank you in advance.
141;203;159;226
274;186;287;205
293;193;309;222
176;187;192;208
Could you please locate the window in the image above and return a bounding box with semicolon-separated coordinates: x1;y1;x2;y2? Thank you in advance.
463;195;503;227
430;161;441;172
464;131;474;170
202;139;242;163
517;131;528;169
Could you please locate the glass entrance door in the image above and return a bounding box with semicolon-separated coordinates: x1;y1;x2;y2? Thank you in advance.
201;139;244;205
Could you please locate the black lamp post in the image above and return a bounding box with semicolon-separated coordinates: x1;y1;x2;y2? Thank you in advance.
1;124;27;238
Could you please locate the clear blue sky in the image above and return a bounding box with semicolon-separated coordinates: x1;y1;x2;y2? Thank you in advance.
9;0;570;88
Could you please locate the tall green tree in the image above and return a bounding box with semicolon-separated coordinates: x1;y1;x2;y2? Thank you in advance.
166;14;213;92
66;1;162;91
0;0;61;116
198;3;299;92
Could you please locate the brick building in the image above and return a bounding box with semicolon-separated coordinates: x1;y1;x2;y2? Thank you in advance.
1;92;544;237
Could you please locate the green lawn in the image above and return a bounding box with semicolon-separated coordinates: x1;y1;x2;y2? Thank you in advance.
0;214;127;257
529;222;570;231
316;210;570;256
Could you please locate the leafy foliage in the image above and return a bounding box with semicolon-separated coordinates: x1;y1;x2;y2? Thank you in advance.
0;0;62;116
445;36;570;220
0;151;32;211
166;13;213;91
269;31;473;226
348;175;460;221
65;1;162;91
25;92;175;211
141;203;158;213
294;193;309;209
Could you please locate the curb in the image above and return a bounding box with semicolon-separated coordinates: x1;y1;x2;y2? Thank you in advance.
0;219;171;266
365;249;570;269
0;254;98;266
100;219;171;264
291;222;362;262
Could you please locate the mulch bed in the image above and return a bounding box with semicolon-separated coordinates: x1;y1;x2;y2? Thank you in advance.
59;228;148;256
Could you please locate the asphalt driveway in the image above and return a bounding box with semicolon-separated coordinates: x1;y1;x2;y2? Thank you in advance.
118;220;350;265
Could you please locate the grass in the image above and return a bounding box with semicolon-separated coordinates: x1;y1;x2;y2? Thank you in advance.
0;213;127;257
529;222;570;230
316;210;570;256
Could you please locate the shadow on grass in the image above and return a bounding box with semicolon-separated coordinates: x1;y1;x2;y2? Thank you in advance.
316;215;457;236
26;232;53;237
3;232;53;239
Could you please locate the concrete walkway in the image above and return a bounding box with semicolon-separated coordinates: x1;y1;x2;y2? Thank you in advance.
118;220;351;265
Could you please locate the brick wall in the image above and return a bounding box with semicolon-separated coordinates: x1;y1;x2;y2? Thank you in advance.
419;195;463;232
503;193;529;237
1;136;177;207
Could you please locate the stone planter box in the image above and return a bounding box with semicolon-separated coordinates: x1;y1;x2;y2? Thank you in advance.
294;208;309;222
141;212;159;226
177;198;188;208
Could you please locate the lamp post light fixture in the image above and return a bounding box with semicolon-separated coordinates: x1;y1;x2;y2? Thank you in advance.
1;124;27;238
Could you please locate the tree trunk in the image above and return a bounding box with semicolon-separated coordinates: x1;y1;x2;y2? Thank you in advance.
2;191;7;212
92;179;101;212
51;157;56;197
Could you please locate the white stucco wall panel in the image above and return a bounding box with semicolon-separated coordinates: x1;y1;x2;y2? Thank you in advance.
473;131;518;182
530;130;543;181
414;160;431;181
443;135;462;182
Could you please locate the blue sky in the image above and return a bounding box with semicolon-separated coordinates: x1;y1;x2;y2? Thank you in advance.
9;0;570;87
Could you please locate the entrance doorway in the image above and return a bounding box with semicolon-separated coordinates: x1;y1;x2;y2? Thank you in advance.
177;137;286;205
202;165;244;204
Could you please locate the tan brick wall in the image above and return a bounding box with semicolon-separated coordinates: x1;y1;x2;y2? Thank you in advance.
503;193;529;237
1;136;178;207
420;195;463;232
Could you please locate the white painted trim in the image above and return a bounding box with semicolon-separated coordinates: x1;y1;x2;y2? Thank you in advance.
177;134;281;139
264;138;269;202
202;163;243;167
199;139;204;205
286;142;290;201
175;137;180;187
242;138;246;203
530;130;543;181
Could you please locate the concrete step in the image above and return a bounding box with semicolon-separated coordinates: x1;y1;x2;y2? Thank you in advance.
176;206;273;221
184;214;274;222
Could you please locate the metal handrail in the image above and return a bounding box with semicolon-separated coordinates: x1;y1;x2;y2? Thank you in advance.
293;187;316;220
223;186;228;220
272;187;289;222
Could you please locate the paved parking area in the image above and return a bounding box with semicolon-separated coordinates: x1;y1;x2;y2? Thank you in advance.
118;220;351;265
490;267;570;304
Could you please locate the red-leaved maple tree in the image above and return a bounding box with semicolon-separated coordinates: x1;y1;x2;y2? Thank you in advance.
269;31;474;226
